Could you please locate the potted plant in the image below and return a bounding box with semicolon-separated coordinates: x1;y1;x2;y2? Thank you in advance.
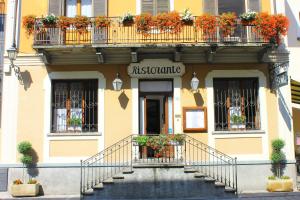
94;16;111;28
10;142;40;197
135;13;154;37
181;9;194;26
155;11;182;34
266;139;293;192
169;134;185;145
68;117;82;132
22;15;36;35
73;15;90;34
195;14;218;41
219;12;238;42
134;135;149;146
254;13;289;45
57;16;73;30
121;12;134;26
239;11;257;26
42;14;58;28
230;114;246;129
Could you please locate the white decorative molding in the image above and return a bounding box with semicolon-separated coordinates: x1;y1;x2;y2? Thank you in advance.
131;78;139;135
136;0;141;15
43;71;106;163
173;77;182;133
205;70;269;160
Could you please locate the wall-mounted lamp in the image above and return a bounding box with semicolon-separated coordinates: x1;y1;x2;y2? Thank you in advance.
7;44;18;67
191;72;199;91
112;73;123;91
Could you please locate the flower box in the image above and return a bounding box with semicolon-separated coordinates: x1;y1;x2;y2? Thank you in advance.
223;36;240;43
10;184;40;197
230;123;246;130
266;179;293;192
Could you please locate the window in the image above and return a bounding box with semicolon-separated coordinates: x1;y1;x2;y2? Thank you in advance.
203;0;261;15
49;0;106;17
213;78;260;131
51;79;98;133
141;0;170;15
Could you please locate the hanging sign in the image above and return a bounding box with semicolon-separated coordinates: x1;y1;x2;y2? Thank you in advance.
128;59;185;78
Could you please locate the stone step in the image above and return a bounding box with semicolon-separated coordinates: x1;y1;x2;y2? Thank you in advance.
113;175;125;179
123;170;134;174
103;178;114;184
83;188;94;195
93;183;104;190
204;177;216;182
215;181;225;187
194;172;206;178
225;187;236;193
184;167;198;173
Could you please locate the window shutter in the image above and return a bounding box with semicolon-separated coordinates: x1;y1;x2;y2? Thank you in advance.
48;0;64;16
93;0;107;16
156;0;169;14
141;0;154;14
203;0;216;15
248;0;261;12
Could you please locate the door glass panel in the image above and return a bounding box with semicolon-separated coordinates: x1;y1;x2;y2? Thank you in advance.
140;81;172;92
139;97;145;134
168;96;173;134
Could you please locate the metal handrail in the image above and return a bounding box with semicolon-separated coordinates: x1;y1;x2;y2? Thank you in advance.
80;134;237;196
34;16;266;46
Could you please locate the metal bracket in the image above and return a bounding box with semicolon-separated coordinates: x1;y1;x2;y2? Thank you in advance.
96;48;104;63
174;46;182;62
206;44;218;63
131;48;138;63
38;50;51;65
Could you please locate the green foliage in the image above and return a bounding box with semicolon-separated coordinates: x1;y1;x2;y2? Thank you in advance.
70;117;82;126
271;151;285;164
172;134;185;144
272;139;285;151
231;115;246;124
20;155;33;165
280;176;290;179
18;141;32;154
27;179;37;184
135;135;149;146
268;175;276;180
42;14;58;26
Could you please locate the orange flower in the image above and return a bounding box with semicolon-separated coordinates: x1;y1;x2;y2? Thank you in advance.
219;12;237;36
196;14;218;39
22;15;36;35
94;16;111;28
73;15;90;34
155;11;182;34
57;16;73;30
135;13;154;37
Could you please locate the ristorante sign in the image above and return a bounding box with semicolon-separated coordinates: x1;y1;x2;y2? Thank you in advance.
128;59;185;78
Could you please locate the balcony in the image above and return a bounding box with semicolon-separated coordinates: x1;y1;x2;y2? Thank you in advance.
33;17;267;46
31;16;275;65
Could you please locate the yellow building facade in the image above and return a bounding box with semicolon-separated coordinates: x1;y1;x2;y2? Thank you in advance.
0;0;297;196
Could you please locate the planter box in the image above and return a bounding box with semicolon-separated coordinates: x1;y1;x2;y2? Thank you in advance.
230;124;246;130
223;36;240;43
266;179;293;192
10;184;40;197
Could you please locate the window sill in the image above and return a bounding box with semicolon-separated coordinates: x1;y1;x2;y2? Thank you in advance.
212;130;265;135
47;132;102;137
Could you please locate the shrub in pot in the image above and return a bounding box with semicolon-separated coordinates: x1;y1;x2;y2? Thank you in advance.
10;141;40;197
266;139;293;192
121;12;134;26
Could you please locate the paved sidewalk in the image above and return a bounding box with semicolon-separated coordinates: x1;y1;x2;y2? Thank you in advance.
1;192;300;200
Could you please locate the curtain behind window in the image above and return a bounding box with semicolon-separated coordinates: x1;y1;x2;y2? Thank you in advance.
81;0;92;17
218;0;245;15
66;0;77;17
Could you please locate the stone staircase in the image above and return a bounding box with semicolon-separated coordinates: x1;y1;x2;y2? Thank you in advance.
83;165;236;199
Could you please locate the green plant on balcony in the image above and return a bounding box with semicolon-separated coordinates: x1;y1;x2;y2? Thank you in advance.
22;15;36;35
135;13;154;37
180;9;193;26
195;14;218;40
134;135;149;146
155;11;182;34
73;15;91;34
42;14;58;28
239;11;257;26
94;16;111;28
219;12;237;37
57;16;73;30
121;12;134;26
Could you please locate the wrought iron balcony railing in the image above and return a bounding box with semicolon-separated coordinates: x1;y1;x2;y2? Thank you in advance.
33;17;267;46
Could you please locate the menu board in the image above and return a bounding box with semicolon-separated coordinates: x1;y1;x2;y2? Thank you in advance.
183;107;207;132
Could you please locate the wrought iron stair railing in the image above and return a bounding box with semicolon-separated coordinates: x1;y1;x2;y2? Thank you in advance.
80;134;237;195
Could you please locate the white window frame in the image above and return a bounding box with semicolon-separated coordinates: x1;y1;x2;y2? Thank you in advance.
207;0;261;15
43;71;106;163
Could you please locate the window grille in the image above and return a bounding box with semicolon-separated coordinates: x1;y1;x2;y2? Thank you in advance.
213;78;260;131
51;79;98;133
